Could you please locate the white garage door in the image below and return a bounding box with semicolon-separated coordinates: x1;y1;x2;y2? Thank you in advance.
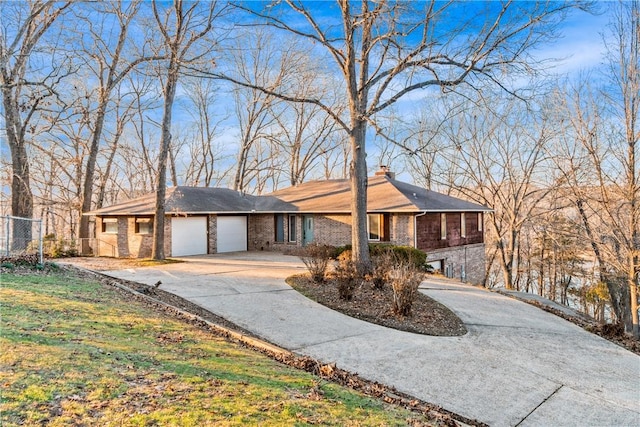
217;216;247;253
171;217;207;256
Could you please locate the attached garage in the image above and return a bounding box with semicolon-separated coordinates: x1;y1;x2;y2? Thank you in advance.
217;216;247;253
171;216;208;256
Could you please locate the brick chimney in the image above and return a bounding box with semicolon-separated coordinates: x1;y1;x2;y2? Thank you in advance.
374;165;395;179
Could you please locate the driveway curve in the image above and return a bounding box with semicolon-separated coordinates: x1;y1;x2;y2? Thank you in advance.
102;253;639;427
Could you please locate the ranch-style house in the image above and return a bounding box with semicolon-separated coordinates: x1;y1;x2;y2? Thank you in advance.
88;169;491;284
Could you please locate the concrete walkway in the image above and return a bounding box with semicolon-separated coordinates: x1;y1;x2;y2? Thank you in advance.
102;252;640;427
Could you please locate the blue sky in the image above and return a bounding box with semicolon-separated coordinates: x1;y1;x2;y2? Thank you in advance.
0;1;621;196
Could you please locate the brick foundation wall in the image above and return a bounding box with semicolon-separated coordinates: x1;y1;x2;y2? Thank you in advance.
426;243;486;285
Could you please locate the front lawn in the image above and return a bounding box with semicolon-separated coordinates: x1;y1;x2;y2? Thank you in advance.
0;267;442;426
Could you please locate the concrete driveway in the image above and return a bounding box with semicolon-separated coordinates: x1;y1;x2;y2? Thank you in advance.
102;252;640;427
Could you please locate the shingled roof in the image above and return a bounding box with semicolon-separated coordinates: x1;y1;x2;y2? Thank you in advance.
256;175;490;213
89;175;489;216
88;187;258;215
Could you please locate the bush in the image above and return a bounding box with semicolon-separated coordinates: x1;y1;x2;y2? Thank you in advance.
334;251;359;300
298;243;335;283
388;262;424;317
337;244;427;268
368;250;395;289
44;239;79;258
369;244;427;270
332;245;351;260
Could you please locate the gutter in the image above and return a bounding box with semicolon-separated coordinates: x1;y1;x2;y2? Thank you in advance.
414;211;428;248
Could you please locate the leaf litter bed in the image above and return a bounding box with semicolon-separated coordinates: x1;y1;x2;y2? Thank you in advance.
288;274;467;336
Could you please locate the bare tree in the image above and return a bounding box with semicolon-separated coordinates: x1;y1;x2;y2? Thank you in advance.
402;97;465;192
95;88;138;210
274;90;342;187
609;0;640;337
73;1;163;251
0;0;70;246
549;1;638;336
215;0;585;271
123;73;161;196
223;28;291;193
436;92;557;290
150;0;222;260
180;78;228;187
315;131;350;180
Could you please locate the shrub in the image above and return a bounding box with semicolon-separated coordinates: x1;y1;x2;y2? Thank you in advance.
339;243;427;266
45;239;79;258
332;245;351;259
388;262;424;316
298;243;335;283
369;244;427;270
369;250;395;289
334;251;359;300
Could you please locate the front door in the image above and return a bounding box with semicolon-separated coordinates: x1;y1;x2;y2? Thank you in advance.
302;215;314;245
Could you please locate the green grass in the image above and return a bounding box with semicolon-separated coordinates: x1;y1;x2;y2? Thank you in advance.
0;270;437;426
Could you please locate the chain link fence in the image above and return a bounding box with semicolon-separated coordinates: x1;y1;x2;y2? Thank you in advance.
0;216;43;264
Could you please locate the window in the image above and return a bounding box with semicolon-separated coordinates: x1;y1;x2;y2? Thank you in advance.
288;215;297;242
102;218;117;234
135;217;152;234
440;213;447;240
478;212;483;232
368;214;381;241
275;214;285;242
461;213;466;238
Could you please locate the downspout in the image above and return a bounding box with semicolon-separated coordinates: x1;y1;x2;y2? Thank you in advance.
414;211;428;249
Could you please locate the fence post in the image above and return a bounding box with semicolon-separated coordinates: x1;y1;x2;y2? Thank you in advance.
37;218;43;265
5;217;9;257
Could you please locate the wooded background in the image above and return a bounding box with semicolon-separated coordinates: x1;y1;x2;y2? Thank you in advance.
1;0;637;333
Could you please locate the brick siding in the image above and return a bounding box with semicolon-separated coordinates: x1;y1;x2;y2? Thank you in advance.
314;214;352;246
248;214;302;252
97;212;485;278
96;216;154;258
207;214;217;254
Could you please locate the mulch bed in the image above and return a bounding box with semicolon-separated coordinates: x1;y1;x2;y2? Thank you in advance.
287;274;467;337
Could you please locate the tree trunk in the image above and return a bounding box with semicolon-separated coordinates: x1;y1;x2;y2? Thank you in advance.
152;61;179;260
3;89;33;248
628;256;638;337
575;199;630;328
78;100;107;253
350;119;370;273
